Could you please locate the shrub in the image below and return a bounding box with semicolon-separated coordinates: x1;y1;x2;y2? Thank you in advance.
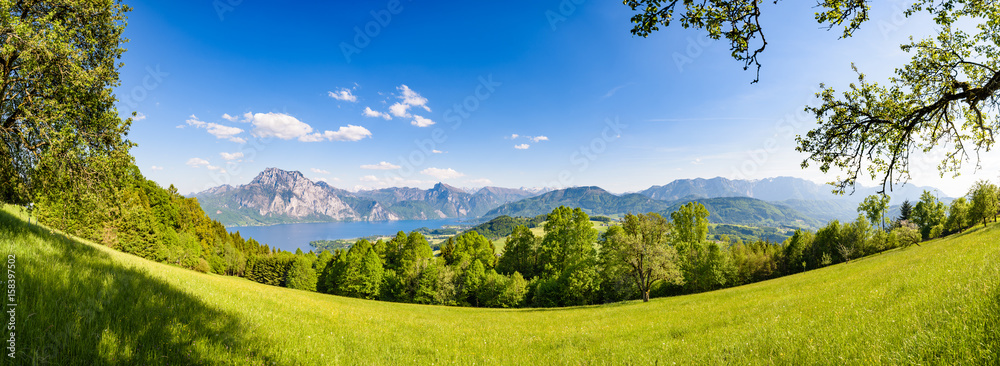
194;258;212;273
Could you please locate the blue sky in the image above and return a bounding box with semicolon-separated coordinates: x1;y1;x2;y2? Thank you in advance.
118;0;998;197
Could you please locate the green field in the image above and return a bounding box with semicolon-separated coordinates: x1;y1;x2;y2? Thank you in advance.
3;205;998;365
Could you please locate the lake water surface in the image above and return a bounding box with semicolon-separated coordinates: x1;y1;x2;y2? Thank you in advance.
228;218;465;252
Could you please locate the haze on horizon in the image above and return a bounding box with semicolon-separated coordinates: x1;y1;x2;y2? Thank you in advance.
119;1;1000;198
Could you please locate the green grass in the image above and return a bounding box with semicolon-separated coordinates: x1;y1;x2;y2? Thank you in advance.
3;205;998;365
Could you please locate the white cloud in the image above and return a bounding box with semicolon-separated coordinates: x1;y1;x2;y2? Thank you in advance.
311;168;330;174
411;115;435;127
514;144;530;150
186;158;210;167
206;124;244;141
301;125;372;142
531;136;549;142
509;134;519;139
432;149;444;154
361;161;401;170
175;125;185;129
467;178;493;186
249;112;314;140
360;175;379;182
186;115;207;128
133;112;146;121
150;165;163;171
328;88;358;102
398;85;430;112
222;113;238;122
691;158;703;165
386;85;431;118
186;115;245;142
389;103;410;118
421;167;464;180
220;152;244;160
363;107;391;120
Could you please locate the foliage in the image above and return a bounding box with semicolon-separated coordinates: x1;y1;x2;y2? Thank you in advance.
671;202;709;247
912;190;947;239
968;180;999;228
600;213;682;301
469;215;535;239
858;194;890;231
0;1;133;206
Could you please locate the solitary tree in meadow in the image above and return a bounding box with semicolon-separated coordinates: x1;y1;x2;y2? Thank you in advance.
602;213;683;302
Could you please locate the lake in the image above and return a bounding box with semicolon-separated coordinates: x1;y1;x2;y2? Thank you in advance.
228;218;466;252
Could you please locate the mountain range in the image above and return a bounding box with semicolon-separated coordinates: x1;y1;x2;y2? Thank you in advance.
195;168;538;226
195;168;950;228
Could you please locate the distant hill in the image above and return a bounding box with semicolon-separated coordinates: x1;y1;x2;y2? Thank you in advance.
661;197;823;229
482;186;672;219
638;176;948;205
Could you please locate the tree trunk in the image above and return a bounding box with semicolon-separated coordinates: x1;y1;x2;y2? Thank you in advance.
643;291;650;302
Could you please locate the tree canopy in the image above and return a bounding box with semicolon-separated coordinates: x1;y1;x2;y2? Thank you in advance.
0;0;134;205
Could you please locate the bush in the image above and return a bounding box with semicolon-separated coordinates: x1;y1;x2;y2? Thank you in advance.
893;221;922;248
194;258;212;273
929;224;944;240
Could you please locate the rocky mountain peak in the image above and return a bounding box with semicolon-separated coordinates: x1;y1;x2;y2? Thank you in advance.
250;167;307;188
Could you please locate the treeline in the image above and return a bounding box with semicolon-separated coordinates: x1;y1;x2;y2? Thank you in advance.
468;214;545;239
34;163;272;276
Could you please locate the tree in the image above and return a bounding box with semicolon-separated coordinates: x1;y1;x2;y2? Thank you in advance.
285;257;318;291
912;190;947;239
858;194;890;231
968;180;999;227
670;202;709;248
624;1;1000;194
945;197;971;234
496;225;539;279
339;240;383;299
538;206;598;277
443;231;496;269
0;1;135;205
898;200;913;223
601;213;683;302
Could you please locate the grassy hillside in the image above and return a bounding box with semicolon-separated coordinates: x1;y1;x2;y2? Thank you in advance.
3;205;998;365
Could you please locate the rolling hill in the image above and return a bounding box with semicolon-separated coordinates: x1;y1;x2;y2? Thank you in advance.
662;197;824;228
6;204;997;364
482;186;672;219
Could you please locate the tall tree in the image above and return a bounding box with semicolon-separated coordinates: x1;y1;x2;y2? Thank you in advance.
601;213;683;302
496;225;540;279
858;194;890;231
912;190;947;239
670;202;709;248
1;1;134;205
624;1;1000;194
538;206;598;277
898;200;913;223
968;180;999;227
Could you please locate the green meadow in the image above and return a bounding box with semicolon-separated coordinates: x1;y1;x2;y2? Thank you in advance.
3;205;997;365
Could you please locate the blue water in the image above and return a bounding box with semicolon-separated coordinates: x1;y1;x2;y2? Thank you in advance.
228;218;465;252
